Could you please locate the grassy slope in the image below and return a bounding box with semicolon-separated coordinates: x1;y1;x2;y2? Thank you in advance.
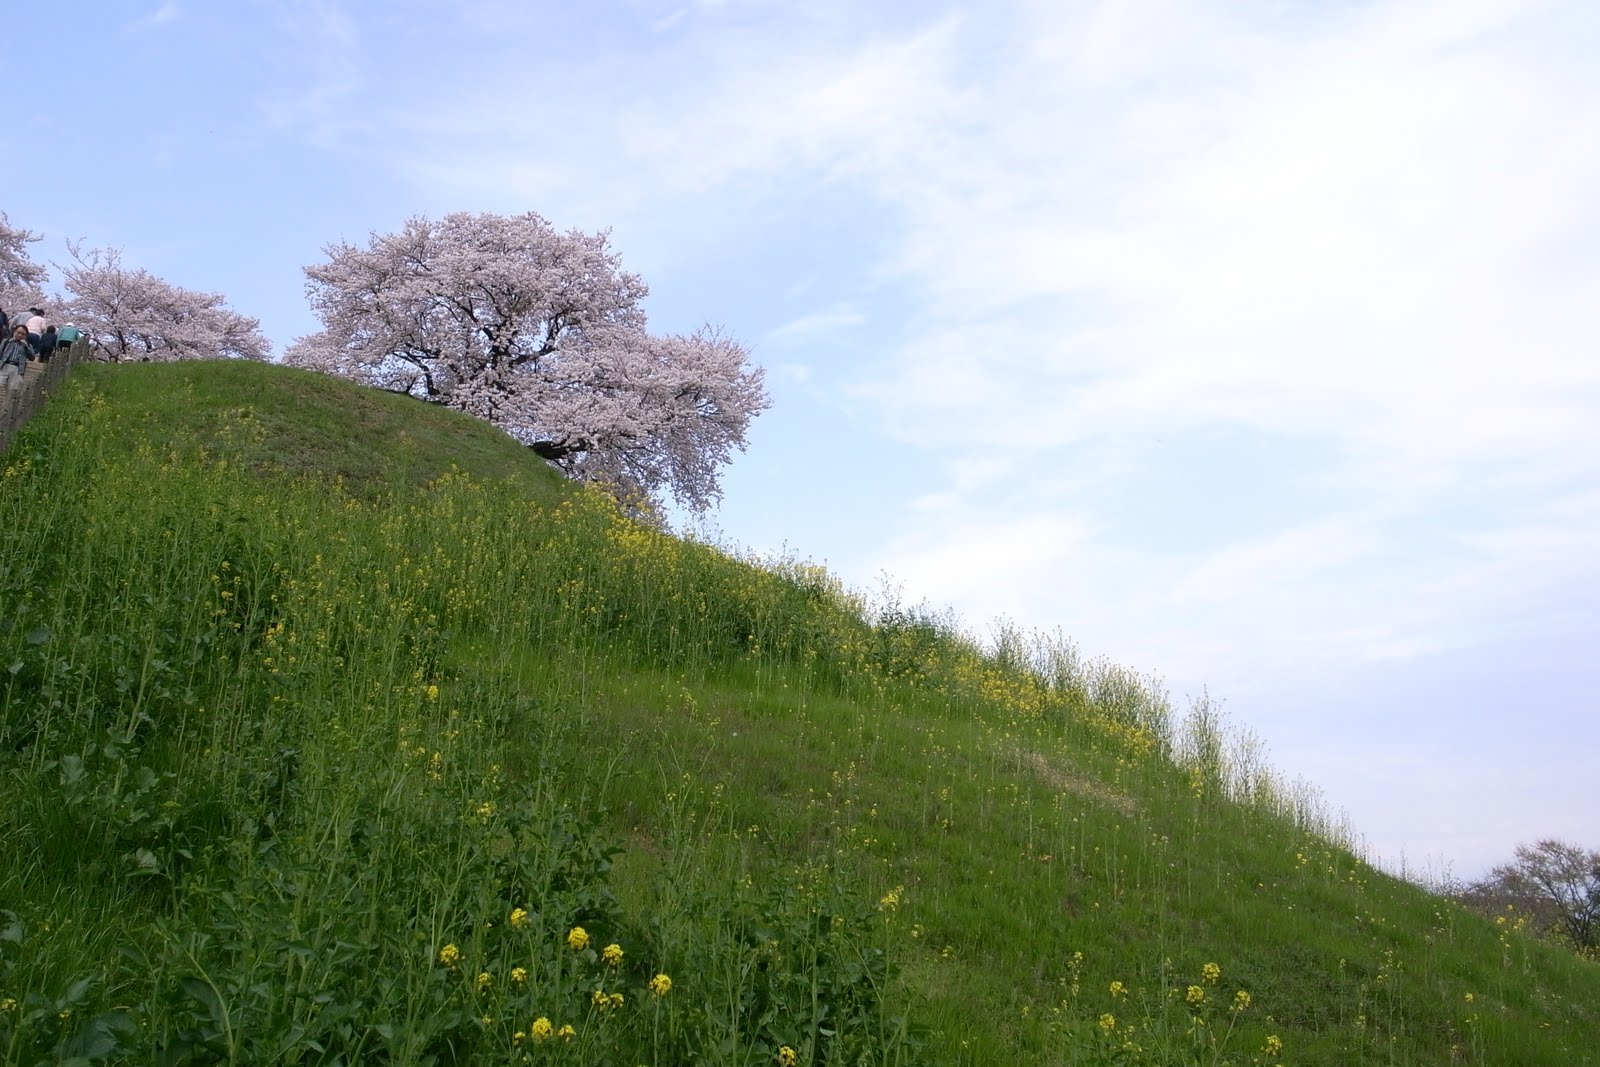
0;361;1595;1066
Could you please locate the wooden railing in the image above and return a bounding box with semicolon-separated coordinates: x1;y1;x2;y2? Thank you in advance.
0;339;92;453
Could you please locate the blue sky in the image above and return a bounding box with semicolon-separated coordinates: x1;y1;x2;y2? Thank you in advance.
13;0;1598;879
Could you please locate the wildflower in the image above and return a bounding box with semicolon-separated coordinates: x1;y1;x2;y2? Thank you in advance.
648;973;672;997
510;967;527;984
0;998;14;1012
777;1047;798;1067
474;801;496;819
509;907;529;929
1232;990;1251;1011
1108;980;1127;999
438;943;461;968
1098;1013;1116;1033
592;989;624;1011
532;1017;553;1042
879;885;904;911
558;1023;575;1041
476;971;493;992
513;1031;526;1044
425;684;439;700
602;943;624;966
1265;1034;1284;1056
1201;962;1221;984
567;926;590;951
1463;992;1474;1002
1185;985;1205;1006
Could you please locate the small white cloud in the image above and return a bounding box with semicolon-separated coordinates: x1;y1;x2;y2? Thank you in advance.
128;2;179;30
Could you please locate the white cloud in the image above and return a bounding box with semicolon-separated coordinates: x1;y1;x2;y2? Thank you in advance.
128;2;180;31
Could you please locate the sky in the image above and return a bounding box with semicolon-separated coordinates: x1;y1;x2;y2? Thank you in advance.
10;0;1598;881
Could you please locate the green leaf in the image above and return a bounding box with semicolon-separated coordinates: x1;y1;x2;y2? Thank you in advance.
179;976;225;1025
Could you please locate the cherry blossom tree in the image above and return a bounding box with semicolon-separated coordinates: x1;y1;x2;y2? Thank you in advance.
1459;839;1600;952
284;211;769;512
60;243;271;362
0;212;49;318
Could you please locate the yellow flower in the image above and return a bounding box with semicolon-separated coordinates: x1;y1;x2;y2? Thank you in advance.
531;1017;553;1042
879;885;904;911
558;1023;575;1041
438;943;461;967
567;926;590;951
1232;990;1252;1011
1463;992;1474;1002
1098;1012;1116;1033
778;1046;798;1067
474;801;496;819
648;973;672;997
592;989;624;1012
509;907;529;929
425;684;440;700
1108;980;1127;999
476;971;493;992
1201;962;1221;984
0;998;15;1012
1185;985;1205;1006
510;967;527;984
602;943;624;966
1265;1034;1284;1056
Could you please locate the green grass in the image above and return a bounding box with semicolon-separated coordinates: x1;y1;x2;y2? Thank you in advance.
0;360;1595;1065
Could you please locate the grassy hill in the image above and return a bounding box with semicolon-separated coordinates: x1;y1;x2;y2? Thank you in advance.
1;360;1595;1066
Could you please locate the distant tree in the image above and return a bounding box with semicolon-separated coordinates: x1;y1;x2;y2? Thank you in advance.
0;211;49;316
284;211;769;512
1457;839;1600;953
60;243;270;362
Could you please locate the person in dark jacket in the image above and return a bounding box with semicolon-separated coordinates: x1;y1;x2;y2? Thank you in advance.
37;325;57;361
1;324;33;396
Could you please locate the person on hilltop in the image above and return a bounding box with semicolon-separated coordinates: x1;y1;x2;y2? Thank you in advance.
1;324;33;396
22;307;45;351
56;322;81;352
37;324;57;361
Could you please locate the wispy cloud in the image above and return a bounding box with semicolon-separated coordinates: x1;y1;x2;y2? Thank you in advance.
765;303;866;345
252;0;367;145
128;2;180;31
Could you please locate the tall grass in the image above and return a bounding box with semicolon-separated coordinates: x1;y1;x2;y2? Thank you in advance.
0;362;1595;1065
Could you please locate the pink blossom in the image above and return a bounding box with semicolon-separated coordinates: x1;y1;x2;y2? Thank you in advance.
61;243;270;363
286;211;769;511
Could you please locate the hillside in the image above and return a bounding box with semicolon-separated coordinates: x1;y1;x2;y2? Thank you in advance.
1;360;1595;1066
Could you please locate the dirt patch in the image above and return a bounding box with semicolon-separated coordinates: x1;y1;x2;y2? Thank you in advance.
1014;749;1138;816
